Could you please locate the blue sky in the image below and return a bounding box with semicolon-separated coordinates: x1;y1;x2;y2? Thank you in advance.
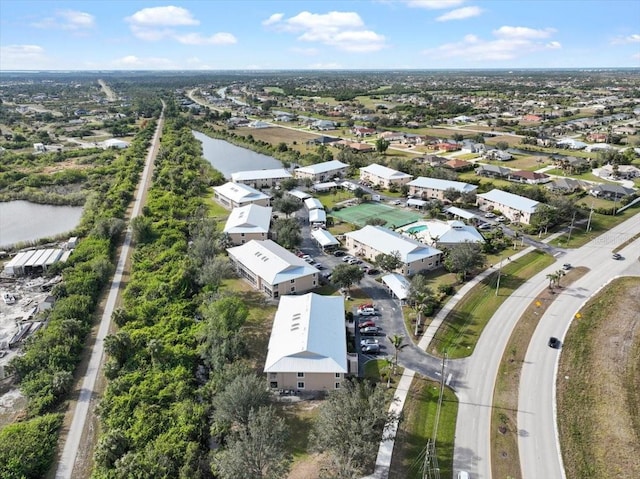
1;1;638;70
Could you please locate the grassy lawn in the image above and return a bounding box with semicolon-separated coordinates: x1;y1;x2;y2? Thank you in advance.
204;195;231;229
315;189;356;210
491;267;588;479
557;277;640;479
278;401;321;463
482;155;551;171
328;220;358;236
429;250;555;358
390;376;458;479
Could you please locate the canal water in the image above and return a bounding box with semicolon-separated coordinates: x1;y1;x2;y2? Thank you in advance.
0;200;83;248
192;130;283;178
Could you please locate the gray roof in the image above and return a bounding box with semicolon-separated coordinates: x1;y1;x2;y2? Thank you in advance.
477;189;540;213
408;176;477;193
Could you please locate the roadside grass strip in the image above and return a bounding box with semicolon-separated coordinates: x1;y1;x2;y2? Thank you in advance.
490;267;588;479
557;277;640;479
332;201;422;228
390;376;458;479
430;250;555;358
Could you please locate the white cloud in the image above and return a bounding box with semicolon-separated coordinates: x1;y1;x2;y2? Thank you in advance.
31;10;95;30
112;55;178;69
125;6;199;26
175;32;237;45
264;10;386;52
422;26;561;62
405;0;465;9
493;26;555;40
611;33;640;44
0;44;48;70
129;25;175;41
436;6;482;21
262;13;284;26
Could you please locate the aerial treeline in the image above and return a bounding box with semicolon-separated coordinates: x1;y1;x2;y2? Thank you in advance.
1;119;157;479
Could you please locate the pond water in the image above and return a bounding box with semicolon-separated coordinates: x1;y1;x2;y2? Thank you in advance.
192;130;283;178
0;200;83;248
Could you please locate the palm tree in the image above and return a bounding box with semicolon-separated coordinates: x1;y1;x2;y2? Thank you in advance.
388;334;407;375
555;269;566;288
546;272;558;289
383;357;394;388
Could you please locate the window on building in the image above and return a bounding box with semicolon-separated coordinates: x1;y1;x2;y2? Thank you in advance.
270;381;278;388
297;372;304;378
297;382;305;389
335;382;341;389
241;233;245;237
291;287;295;292
335;373;341;378
291;279;295;283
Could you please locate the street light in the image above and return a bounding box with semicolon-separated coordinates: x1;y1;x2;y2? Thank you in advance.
495;258;504;296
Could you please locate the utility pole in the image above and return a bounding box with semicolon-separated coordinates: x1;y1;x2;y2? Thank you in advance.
586;199;595;232
495;258;503;296
567;210;577;243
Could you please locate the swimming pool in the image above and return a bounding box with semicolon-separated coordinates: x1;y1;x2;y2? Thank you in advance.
406;224;427;234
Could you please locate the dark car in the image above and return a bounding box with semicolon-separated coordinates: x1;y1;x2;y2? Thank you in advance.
333;250;346;257
562;263;572;270
548;337;561;349
360;326;380;336
366;268;380;276
361;344;381;354
612;253;622;260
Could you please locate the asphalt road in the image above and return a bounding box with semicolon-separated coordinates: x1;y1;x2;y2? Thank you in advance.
55;111;163;479
452;213;640;479
518;215;640;479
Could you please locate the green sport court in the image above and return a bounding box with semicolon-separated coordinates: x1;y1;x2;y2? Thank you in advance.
332;202;423;228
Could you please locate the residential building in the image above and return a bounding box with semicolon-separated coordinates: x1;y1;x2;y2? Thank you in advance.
213;182;271;209
407;177;477;201
398;220;484;248
360;163;413;189
589;184;636;200
344;225;442;276
231;168;292;189
475;164;511;178
264;293;348;391
476;189;540;225
508;170;551;185
311;119;336;131
594;164;640;180
227;240;319;298
223;204;272;245
444;159;473;171
546;178;584;194
294;160;349;183
484;149;513;161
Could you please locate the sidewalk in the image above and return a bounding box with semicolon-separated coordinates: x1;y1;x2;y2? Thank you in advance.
364;231;565;478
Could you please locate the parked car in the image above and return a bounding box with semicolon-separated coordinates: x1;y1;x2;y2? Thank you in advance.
358;320;376;328
562;263;572;270
357;307;376;316
612;253;622;260
360;338;379;346
359;302;374;309
342;255;355;262
366;268;380;276
361;344;381;354
333;250;346;257
484;212;496;218
348;258;362;265
548;337;561;349
495;216;506;223
313;263;325;270
478;223;492;230
391;200;402;205
360;326;380;335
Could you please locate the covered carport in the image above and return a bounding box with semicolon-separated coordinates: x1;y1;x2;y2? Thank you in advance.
381;273;411;303
445;206;476;221
311;228;339;251
407;198;427;209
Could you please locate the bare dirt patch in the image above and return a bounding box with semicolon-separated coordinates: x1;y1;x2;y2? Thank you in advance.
236;126;320;146
557;277;640;478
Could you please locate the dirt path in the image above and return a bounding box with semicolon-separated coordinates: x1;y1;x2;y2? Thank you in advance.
97;80;117;102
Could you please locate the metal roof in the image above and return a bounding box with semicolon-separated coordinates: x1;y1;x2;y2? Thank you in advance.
345;225;441;263
360;163;413;181
408;176;477;193
223;204;272;234
311;229;339;247
381;273;411;300
477;189;540;213
213;182;271;204
295;160;348;175
231;168;292;182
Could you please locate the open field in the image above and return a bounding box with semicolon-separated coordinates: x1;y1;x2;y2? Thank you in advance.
235;125;321;147
429;250;555;358
557;277;640;479
481;155;551;171
491;266;588;479
390;376;458;479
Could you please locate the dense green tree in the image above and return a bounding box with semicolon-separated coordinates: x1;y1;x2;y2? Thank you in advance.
444;241;486;282
211;374;271;433
273;196;302;217
375;138;390;154
331;263;365;293
214;406;291;479
374;250;402;273
273;217;302;250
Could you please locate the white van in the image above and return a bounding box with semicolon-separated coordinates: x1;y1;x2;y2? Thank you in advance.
358;307;376;316
457;471;470;479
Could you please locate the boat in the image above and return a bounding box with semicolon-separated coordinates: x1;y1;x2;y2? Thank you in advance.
2;292;16;305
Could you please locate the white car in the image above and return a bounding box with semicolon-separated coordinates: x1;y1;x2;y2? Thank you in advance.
360;338;379;346
484;212;496;218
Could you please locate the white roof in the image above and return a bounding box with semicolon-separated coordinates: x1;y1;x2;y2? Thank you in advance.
101;138;129;148
311;229;339;247
399;220;484;245
477;189;540;214
381;273;411;301
264;293;347;374
304;198;324;210
223;204;272;235
213;182;271;204
288;189;311;200
407;198;427;206
345;225;442;263
312;181;338;191
360;163;413;181
227;239;318;285
309;209;327;223
445;206;476;220
408;176;477;193
231;168;292;182
295;160;348;175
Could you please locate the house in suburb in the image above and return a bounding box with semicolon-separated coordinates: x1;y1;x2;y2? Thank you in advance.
407;177;477;201
231;168;292;189
264;293;348;392
360;163;413;189
344;225;442;276
213;182;271;209
476;189;540;225
294;160;349;183
223;204;272;245
226;239;319;298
